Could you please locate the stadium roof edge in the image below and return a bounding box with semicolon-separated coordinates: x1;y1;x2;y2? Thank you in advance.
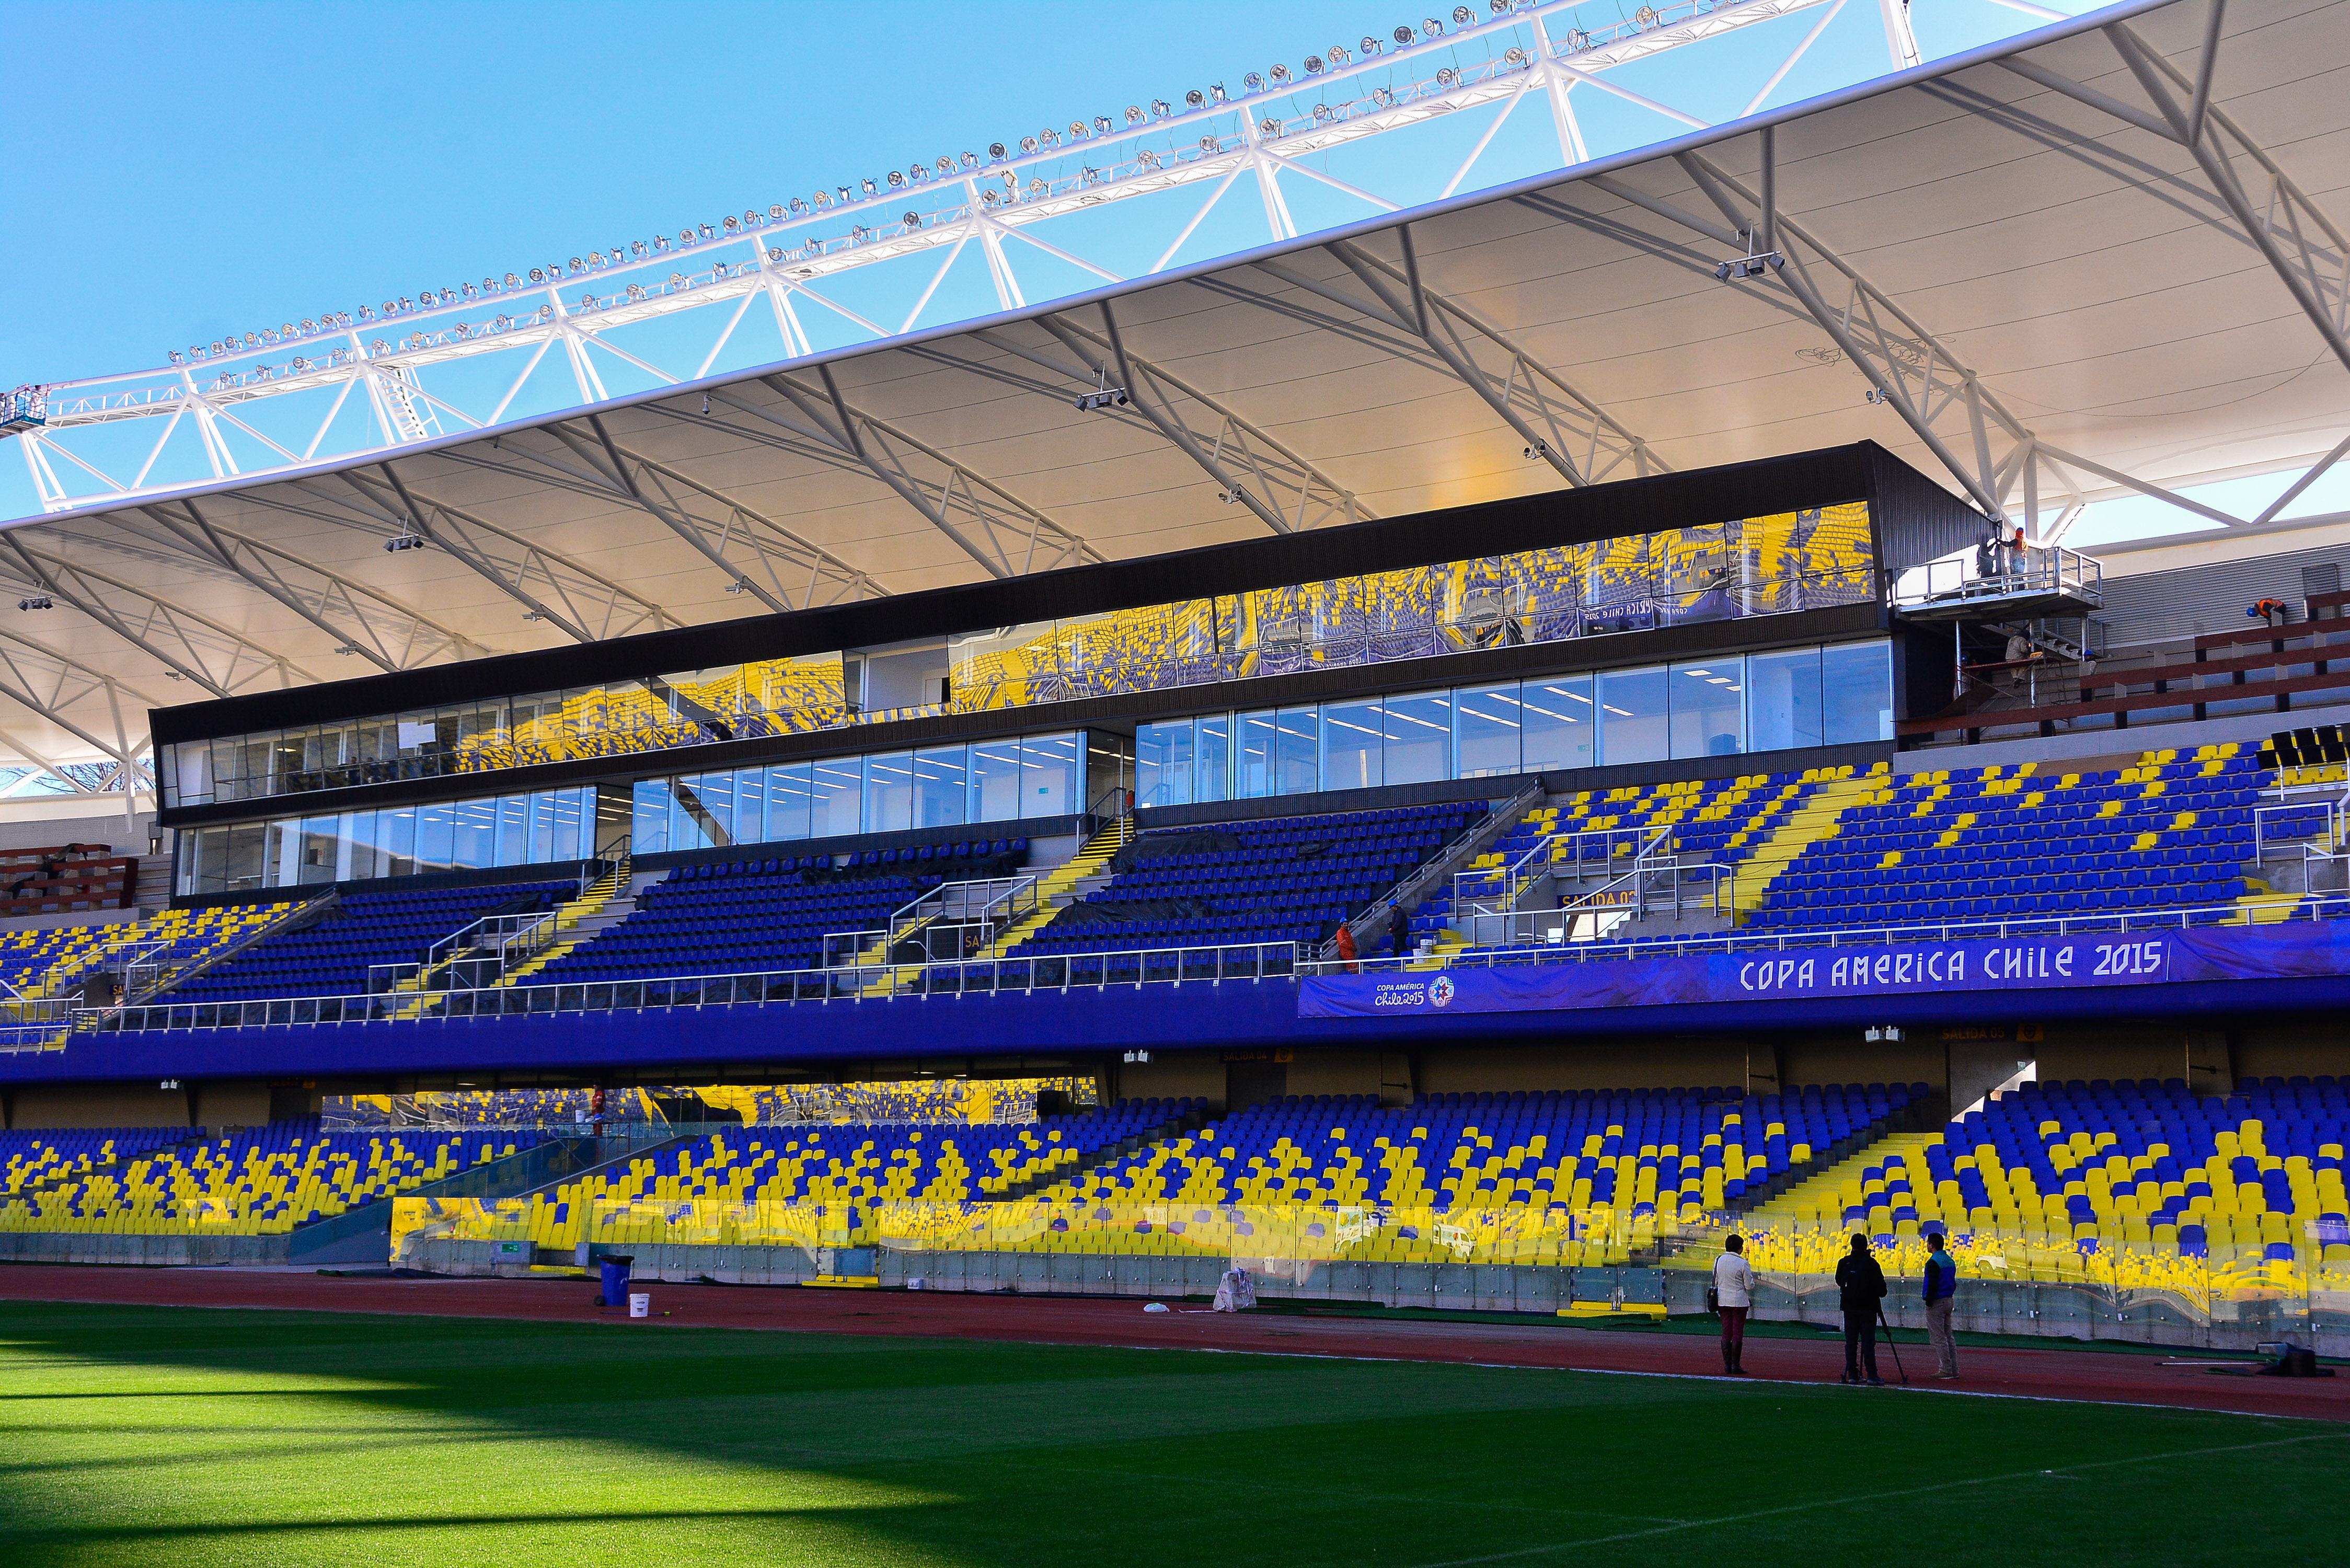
0;0;2163;537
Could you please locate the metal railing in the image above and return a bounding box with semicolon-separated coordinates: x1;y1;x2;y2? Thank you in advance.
1310;891;2350;974
47;891;2350;1046
1454;825;1666;920
1891;544;2103;615
1459;857;1735;949
76;939;1307;1035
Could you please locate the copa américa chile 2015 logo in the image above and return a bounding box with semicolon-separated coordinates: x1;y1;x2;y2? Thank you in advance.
1427;975;1456;1008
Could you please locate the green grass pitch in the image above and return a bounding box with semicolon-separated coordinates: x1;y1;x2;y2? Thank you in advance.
1;1301;2342;1566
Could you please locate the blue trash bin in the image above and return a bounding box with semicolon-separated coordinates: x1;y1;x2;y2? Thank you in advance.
600;1257;632;1308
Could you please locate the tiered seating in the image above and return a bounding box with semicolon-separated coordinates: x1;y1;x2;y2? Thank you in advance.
0;842;138;915
1926;1077;2348;1262
0;1117;544;1235
532;840;1024;985
1;1126;191;1197
1746;745;2268;931
1008;803;1484;966
526;1103;1190;1251
0;900;292;1006
158;880;575;1001
1049;1085;1916;1217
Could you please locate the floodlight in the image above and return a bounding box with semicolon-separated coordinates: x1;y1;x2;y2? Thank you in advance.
1714;251;1782;281
494;314;511;329
903;210;921;227
769;204;784;219
1200;135;1219;152
698;223;714;238
1124;106;1143;124
989;141;1007;159
1504;45;1526;64
1423;18;1445;39
1453;4;1474;22
861;177;878;195
765;246;784;262
1491;0;1509;11
17;597;52;612
1436;66;1458;85
168;350;183;364
1259;117;1280;134
1019;136;1038;154
788;198;808;214
1362;34;1382;52
1270;63;1291;83
1090;117;1110;135
743;210;758;227
1312;103;1332;121
1244;71;1264;91
1209;81;1228;100
723;215;739;232
1151;98;1170;117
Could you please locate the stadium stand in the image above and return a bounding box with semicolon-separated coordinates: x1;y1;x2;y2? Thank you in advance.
1041;1086;1916;1216
0;1117;543;1235
528;840;1027;986
1004;802;1486;971
1;1126;191;1198
1742;1077;2350;1265
521;1102;1195;1252
1743;746;2272;931
158;880;579;1001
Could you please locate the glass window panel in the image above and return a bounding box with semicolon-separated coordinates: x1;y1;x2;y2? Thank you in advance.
1521;674;1596;772
1195;712;1232;803
527;792;557;864
731;766;766;845
415;801;456;874
380;804;417;878
297;815;338;885
1021;733;1080;817
629;779;671;858
343;810;378;881
1669;660;1745;759
1823;639;1894;744
695;769;735;843
969;742;1022;824
864;752;916;834
670;778;717;852
1381;690;1453;786
1274;707;1319;795
913;745;968;828
1453;682;1522;779
451;798;496;869
1236;709;1278;799
1598;665;1669;767
1746;647;1823;753
765;762;813;843
549;789;583;863
225;822;268;891
1136;719;1194;809
810;756;865;838
1319;698;1383;792
493;794;529;866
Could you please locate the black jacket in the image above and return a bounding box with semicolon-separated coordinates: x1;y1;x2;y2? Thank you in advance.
1835;1252;1887;1314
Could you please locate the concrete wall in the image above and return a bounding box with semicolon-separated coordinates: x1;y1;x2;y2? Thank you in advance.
8;1081;193;1129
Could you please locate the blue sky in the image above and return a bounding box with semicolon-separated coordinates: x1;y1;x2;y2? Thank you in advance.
16;0;2306;544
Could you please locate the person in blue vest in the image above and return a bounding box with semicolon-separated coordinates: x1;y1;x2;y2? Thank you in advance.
1922;1230;1960;1379
1835;1234;1886;1385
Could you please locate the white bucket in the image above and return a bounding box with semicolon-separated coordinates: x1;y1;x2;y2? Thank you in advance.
628;1292;650;1319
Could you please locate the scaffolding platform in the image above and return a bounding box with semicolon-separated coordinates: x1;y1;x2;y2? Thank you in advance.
1893;545;2102;622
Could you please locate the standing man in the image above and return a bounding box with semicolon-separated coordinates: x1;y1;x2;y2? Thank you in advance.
1333;921;1359;975
1387;903;1413;963
1712;1233;1756;1375
1922;1230;1960;1380
1835;1234;1886;1386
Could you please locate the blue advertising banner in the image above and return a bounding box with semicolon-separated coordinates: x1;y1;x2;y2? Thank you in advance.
1297;922;2350;1020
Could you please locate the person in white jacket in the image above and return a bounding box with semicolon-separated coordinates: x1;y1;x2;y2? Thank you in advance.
1712;1235;1757;1375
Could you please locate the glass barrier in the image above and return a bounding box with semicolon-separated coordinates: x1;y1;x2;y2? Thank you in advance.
164;502;1875;809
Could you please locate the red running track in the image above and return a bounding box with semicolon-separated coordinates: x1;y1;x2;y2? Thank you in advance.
3;1264;2344;1424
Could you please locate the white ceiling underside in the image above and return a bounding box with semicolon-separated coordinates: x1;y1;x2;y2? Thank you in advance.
1;0;2344;782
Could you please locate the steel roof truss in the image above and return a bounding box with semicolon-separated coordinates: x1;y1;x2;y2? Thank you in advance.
0;537;309;699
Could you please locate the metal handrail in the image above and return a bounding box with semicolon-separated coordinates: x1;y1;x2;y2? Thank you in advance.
1455;824;1665;917
72;938;1308;1037
44;889;2350;1048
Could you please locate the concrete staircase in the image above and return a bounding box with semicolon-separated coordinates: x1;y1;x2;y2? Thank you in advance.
1738;1131;1937;1236
965;817;1133;961
493;861;631;988
1727;767;1881;925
